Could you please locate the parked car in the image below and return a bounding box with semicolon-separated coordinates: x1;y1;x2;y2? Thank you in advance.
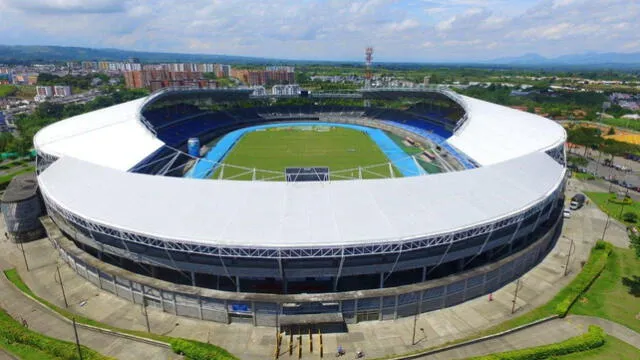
570;194;586;210
563;208;572;218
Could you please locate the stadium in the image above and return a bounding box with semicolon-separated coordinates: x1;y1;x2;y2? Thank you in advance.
33;87;567;328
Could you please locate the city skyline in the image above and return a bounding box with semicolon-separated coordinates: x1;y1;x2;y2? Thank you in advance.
0;0;638;62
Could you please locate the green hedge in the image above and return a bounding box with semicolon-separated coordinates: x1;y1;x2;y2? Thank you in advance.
170;338;239;360
0;308;112;360
554;241;612;317
469;325;605;360
608;195;632;205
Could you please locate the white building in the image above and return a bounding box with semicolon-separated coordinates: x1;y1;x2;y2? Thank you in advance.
34;86;53;102
284;84;301;95
54;85;72;97
252;86;266;96
271;84;286;95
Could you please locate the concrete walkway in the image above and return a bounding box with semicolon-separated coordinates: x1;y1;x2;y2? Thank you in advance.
0;257;180;360
0;350;18;360
567;315;640;349
412;315;640;359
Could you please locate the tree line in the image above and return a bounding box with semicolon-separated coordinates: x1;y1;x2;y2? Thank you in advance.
2;86;148;154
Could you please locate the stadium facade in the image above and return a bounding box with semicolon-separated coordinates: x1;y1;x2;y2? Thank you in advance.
34;87;566;327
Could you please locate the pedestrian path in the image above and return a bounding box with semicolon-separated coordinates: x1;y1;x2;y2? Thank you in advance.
0;257;181;360
414;317;581;359
0;349;18;360
566;315;640;349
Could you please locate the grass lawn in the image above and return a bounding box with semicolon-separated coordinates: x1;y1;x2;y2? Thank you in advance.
0;84;18;98
571;246;640;333
585;191;640;226
212;126;399;180
573;172;596;181
552;335;639;360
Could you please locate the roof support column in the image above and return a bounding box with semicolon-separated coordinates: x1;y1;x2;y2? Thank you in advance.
333;249;345;292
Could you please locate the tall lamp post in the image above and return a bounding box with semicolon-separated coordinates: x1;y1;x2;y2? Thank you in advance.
562;235;575;276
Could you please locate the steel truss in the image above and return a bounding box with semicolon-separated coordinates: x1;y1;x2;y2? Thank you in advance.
41;183;562;260
545;143;566;167
36;151;59;174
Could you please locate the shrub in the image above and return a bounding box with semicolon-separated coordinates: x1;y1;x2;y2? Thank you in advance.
170;338;238;360
622;212;638;223
608;195;632;205
469;325;605;360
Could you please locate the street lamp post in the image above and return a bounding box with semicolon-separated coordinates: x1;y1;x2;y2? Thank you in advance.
511;279;521;314
601;201;611;242
563;236;575;276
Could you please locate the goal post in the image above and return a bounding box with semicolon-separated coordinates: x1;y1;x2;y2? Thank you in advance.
285;167;329;182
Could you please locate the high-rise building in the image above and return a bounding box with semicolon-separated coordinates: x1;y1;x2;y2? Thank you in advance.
124;70;204;90
53;85;72;97
266;66;295;72
35;86;53;101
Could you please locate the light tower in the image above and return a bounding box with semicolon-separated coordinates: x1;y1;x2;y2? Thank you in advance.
365;47;374;88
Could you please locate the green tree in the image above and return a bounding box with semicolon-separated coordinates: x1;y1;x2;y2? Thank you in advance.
607;127;615;135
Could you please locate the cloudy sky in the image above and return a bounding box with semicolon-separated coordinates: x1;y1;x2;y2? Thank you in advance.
0;0;638;62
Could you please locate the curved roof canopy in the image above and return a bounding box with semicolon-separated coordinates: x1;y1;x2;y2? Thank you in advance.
34;88;566;250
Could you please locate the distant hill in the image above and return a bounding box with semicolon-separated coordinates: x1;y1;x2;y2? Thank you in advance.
0;45;283;65
2;44;639;69
489;51;640;68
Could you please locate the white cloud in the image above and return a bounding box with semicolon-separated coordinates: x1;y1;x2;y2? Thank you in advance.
385;19;421;32
0;0;638;62
2;0;125;14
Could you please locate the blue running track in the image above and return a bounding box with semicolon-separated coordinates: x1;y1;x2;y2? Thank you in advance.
185;122;423;179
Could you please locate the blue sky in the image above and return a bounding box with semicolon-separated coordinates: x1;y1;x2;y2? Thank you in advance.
0;0;638;62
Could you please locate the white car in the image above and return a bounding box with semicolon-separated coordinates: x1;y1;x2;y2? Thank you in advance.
563;209;572;218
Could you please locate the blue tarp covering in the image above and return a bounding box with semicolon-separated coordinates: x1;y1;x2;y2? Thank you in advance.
186;122;422;179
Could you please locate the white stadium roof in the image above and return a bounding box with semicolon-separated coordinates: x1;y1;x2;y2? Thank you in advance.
447;95;566;166
33;98;164;171
34;89;567;249
39;152;563;248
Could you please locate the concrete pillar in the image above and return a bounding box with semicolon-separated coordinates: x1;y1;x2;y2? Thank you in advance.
422;266;427;282
379;272;385;289
283;278;288;295
190;272;196;287
252;301;257;326
128;280;135;303
173;293;178;315
393;295;399;320
197;296;203;320
235;276;240;293
354;299;359;324
151;266;158;278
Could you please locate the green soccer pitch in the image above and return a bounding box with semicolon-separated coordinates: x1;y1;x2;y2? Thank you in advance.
210;126;401;181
